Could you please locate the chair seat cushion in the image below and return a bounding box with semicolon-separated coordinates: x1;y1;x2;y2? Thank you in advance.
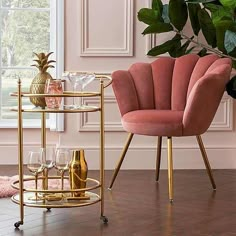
122;110;184;136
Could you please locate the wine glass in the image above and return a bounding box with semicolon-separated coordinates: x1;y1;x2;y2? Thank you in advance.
27;151;45;200
41;147;55;192
62;72;96;109
41;147;55;170
55;148;71;198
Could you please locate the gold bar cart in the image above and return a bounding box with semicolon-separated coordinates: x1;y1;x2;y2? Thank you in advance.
10;75;112;228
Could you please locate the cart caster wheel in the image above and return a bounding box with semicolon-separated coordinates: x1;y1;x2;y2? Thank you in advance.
100;216;108;224
46;208;51;212
14;221;23;228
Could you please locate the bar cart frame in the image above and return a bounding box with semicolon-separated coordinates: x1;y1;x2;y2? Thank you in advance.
10;75;112;228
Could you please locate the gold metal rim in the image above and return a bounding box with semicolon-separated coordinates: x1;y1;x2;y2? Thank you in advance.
11;107;101;113
11;191;101;208
11;176;101;193
10;91;101;98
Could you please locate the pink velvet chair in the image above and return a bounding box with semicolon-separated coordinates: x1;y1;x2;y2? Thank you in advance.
109;54;232;202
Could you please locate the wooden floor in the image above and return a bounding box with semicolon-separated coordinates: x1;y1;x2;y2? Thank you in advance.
0;166;236;235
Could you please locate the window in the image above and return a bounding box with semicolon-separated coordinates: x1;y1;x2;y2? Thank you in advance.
0;0;64;130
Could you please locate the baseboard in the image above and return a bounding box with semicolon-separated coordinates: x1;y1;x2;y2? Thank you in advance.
1;145;236;170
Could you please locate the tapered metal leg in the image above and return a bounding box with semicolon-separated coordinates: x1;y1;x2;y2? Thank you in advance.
196;135;216;190
108;133;134;189
156;136;162;181
167;137;173;202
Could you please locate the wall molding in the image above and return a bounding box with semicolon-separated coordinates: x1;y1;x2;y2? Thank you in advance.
208;95;233;131
2;144;236;169
80;0;133;56
79;95;123;132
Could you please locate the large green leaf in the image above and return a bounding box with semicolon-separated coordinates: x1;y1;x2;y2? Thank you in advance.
204;3;233;24
198;48;208;56
188;3;201;35
142;23;173;35
152;0;163;15
198;8;217;47
169;36;194;57
224;30;236;53
169;0;188;31
215;20;236;53
137;8;161;25
233;60;236;69
175;37;194;57
226;76;236;98
147;34;182;56
168;34;182;57
219;0;236;9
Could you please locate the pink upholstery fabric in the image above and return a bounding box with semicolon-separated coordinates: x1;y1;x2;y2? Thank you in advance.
151;57;175;110
122;110;183;136
187;54;219;97
129;63;154;109
171;54;199;111
112;70;139;116
112;54;232;137
183;64;232;135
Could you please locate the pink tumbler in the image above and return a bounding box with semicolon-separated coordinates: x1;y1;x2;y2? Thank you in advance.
44;79;63;109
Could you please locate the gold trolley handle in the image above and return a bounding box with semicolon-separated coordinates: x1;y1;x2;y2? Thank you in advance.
95;74;112;88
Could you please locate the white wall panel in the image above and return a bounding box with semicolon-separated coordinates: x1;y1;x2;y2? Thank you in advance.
81;0;133;56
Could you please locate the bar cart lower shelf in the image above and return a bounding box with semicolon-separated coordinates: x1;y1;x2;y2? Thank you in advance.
12;191;101;208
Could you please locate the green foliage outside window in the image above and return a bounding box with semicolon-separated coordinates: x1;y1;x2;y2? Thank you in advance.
0;0;51;119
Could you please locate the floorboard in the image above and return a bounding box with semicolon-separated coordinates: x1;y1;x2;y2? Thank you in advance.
0;166;236;235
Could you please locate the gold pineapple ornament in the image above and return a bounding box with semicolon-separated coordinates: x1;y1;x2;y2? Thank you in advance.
30;52;55;108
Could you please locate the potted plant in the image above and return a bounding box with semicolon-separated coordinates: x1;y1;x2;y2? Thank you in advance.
138;0;236;98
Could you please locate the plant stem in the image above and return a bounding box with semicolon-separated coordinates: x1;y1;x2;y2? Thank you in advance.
174;30;236;61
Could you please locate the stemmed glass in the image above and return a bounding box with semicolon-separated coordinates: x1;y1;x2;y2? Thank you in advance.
55;148;71;198
41;147;55;191
27;151;45;200
62;72;96;109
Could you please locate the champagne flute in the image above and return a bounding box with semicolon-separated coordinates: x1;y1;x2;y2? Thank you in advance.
55;148;71;198
27;151;45;200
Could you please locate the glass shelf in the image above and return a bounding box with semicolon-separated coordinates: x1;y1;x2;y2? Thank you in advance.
10;105;100;113
10;91;101;98
12;191;101;208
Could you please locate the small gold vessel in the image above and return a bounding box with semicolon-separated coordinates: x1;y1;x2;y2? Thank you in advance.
69;149;88;197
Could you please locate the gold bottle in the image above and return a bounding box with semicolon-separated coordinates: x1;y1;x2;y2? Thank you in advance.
69;149;88;197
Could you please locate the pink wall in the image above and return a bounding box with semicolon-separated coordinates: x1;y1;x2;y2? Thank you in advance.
0;0;235;169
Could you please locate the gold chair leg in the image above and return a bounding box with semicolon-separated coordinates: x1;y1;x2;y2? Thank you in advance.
108;133;134;190
167;137;174;203
196;135;216;190
156;136;162;181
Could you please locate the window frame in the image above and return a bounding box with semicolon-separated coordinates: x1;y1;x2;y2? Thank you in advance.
0;0;64;131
